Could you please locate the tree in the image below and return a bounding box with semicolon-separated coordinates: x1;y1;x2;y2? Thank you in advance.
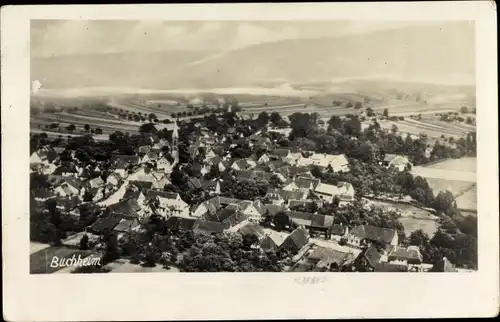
80;234;89;250
460;106;469;114
270;112;282;125
94;128;103;134
383;108;389;117
139;123;157;134
408;229;430;247
354;102;362;109
84;124;90;131
273;212;291;231
66;124;76;131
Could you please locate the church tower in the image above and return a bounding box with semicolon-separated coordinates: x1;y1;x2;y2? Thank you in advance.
172;122;179;164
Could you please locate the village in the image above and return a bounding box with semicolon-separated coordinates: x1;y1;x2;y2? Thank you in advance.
29;106;474;274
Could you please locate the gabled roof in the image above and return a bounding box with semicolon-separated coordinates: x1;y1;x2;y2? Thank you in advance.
122;187;142;200
285;227;309;249
145;189;179;201
264;204;285;216
200;179;218;190
279;189;307;201
204;207;237;223
165;216;196;231
331;224;348;236
62;177;83;190
113;218;138;232
270;148;291;158
88;176;104;187
90;215;123;234
188;178;203;189
314;183;340;196
430;257;457;272
193;220;228;235
106;199;141;218
260;232;285;250
364;245;382;267
350;225;397;245
138;146;151;154
129;180;153;190
308;247;353;267
383;154;399;162
310;214;334;229
144;151;159;160
388;246;423;263
295;177;321;190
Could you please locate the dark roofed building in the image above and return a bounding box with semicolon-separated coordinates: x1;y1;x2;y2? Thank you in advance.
430;257;458;272
165;216;197;231
348;225;398;247
280;226;310;254
106;199;142;218
129;180;154;190
193;220;228;235
90;215;123;235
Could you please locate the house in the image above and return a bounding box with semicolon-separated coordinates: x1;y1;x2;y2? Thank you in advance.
192;220;228;235
278;189;309;205
106;173;122;186
264;189;285;206
306;246;358;270
429;257;458;272
157;156;173;172
54;177;83;197
106;199;143;219
387;245;423;265
200;179;221;195
30;149;57;165
283;177;320;192
144;190;189;218
88;176;105;189
260;231;285;251
313;182;355;204
305;153;350;172
280;226;310;255
286;211;334;234
137;145;151;156
381;154;413;172
347;225;398;248
235;200;262;223
113;218;141;233
269;148;291;161
164;216;197;231
187;178;203;190
277;165;311;178
90;215;123;235
142;151;159;164
330;224;349;242
191;196;241;218
231;159;253;171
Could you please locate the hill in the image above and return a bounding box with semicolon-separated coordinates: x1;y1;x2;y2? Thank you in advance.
31;22;474;90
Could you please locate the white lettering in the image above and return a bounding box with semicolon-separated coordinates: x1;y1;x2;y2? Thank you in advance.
49;255;103;268
50;256;59;268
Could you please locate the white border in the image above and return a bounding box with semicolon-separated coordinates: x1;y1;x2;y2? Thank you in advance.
2;2;498;321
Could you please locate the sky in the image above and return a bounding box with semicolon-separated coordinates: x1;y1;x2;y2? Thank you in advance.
31;20;442;57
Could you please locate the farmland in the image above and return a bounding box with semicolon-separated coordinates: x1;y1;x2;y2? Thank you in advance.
412;157;477;213
363;198;439;237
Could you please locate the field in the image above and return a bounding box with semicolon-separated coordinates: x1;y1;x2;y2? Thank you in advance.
363;198;439;238
412;158;477;212
455;185;477;211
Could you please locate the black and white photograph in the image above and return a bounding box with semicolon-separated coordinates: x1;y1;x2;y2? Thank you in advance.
28;18;480;274
2;2;498;320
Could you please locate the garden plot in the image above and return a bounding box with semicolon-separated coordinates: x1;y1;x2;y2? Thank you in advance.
425;178;475;196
